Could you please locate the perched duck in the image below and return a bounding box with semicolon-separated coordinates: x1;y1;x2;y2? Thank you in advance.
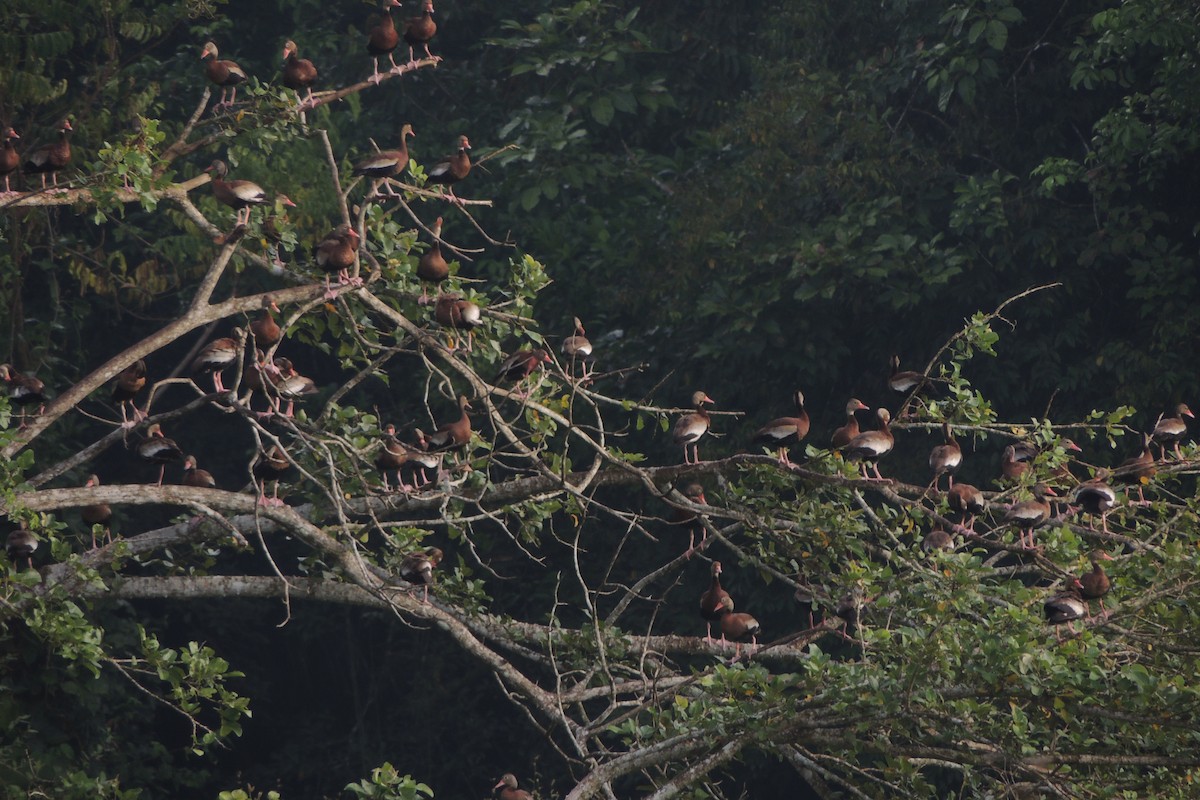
1003;483;1056;549
887;354;926;395
281;40;318;109
375;424;411;492
200;42;249;109
112;358;148;427
752;389;810;467
190;332;242;393
668;482;708;556
1;127;19;193
206;160;267;227
844;408;895;479
137;424;184;486
0;363;47;420
182;455;217;489
1071;472;1116;532
354;123;415;197
367;0;404;83
928;422;962;489
717;606;761;658
1113;433;1156;504
673;391;715;465
1044;579;1087;638
561;317;594;377
494;348;551;395
425;135;472;202
434;294;482;351
23;119;72;189
403;0;437;63
921;528;954;552
946;482;985;531
425;395;473;451
1079;550;1114;616
414;215;449;302
399;546;443;603
1151;403;1192;459
406;429;443;486
253;445;291;506
699;560;733;645
249;296;283;348
271;360;317;418
81;474;113;549
999;444;1028;483
6;528;38;571
830;398;870;450
492;773;533;800
314;224;362;294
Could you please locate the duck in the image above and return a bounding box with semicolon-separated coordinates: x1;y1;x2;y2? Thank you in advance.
281;40;318;109
0;363;47;420
271;360;317;418
672;391;715;465
399;546;443;603
921;528;954;552
367;0;404;83
406;429;443;486
830;398;869;450
181;455;217;489
112;358;148;427
1071;472;1116;532
494;348;551;396
752;389;810;467
23;119;73;190
717;606;761;659
928;422;962;489
946;482;985;531
699;560;733;645
375;424;411;492
843;408;894;479
668;482;708;556
1003;483;1056;549
314;224;362;294
561;317;593;377
1;127;19;193
1151;402;1192;459
1044;579;1087;638
253;445;291;506
249;296;283;348
137;424;184;486
425;395;473;451
5;528;38;571
354;123;415;198
999;444;1028;483
434;294;482;351
492;773;532;800
80;474;113;549
403;0;437;63
263;194;297;267
205;160;267;227
190;331;242;394
425;135;472;203
1113;433;1156;504
414;216;450;302
200;41;249;110
1079;550;1114;617
887;354;926;395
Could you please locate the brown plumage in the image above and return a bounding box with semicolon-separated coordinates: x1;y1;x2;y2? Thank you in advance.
1;127;20;193
1071;472;1116;532
561;316;594;377
699;560;733;645
314;224;362;294
673;390;715;464
492;774;532;800
494;348;551;391
669;482;708;556
182;455;217;489
253;445;291;506
23;119;72;189
928;422;963;489
111;359;148;427
81;474;113;549
922;528;954;552
999;444;1028;483
6;528;38;571
0;363;47;419
425;395;473;451
1113;433;1156;504
406;429;442;487
403;0;437;63
1003;483;1056;550
1044;579;1087;638
1079;551;1113;616
399;546;443;603
201;41;249;109
947;482;985;530
717;607;761;658
271;361;317;418
831;398;869;450
844;408;895;479
434;294;482;351
281;40;318;108
425;135;472;202
249;296;283;348
263;194;297;267
1151;402;1192;458
367;0;403;82
354;123;415;196
205;160;267;226
887;354;926;394
190;332;242;394
375;424;411;492
137;424;183;486
415;215;449;301
752;389;809;467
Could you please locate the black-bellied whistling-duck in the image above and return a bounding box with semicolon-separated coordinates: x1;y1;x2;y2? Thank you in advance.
271;360;317;418
844;408;894;479
6;528;38;571
1003;483;1056;550
492;773;532;800
888;355;926;395
699;560;733;645
830;398;869;450
922;528;954;552
673;390;715;464
835;590;871;640
1071;472;1116;532
190;331;242;394
137;424;183;486
1044;579;1086;638
205;160;267;227
0;363;47;422
23;119;72;189
367;0;403;83
999;444;1028;483
561;317;593;377
376;424;411;492
314;224;362;295
112;358;148;427
947;482;985;531
200;42;248;110
241;350;281;412
425;135;472;203
434;294;482;351
717;606;761;659
669;482;708;556
1;127;19;193
182;455;217;489
263;194;297;267
407;429;443;486
1010;441;1039;463
928;422;962;489
426;395;473;451
399;546;442;604
253;445;291;506
1079;550;1113;617
281;40;318;109
752;389;810;467
403;0;437;63
355;123;415;198
494;348;551;397
1151;402;1192;458
249;296;283;348
81;474;113;549
1113;432;1156;504
415;216;449;302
